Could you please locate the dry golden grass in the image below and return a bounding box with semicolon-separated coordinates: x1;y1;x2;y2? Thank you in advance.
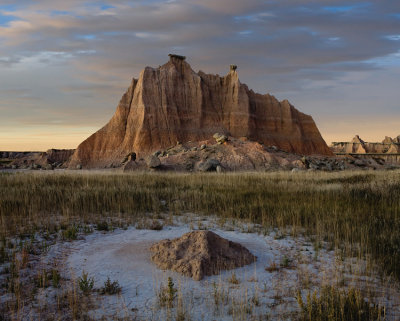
1;169;400;282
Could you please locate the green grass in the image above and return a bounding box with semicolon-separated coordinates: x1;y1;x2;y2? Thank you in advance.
0;170;400;282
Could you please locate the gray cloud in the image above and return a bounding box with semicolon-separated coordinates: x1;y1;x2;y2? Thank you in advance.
1;0;400;149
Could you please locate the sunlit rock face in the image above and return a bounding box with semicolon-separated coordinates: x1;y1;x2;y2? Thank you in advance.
69;55;332;168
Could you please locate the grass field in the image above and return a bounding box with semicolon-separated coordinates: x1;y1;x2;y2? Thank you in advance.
1;169;399;282
0;171;400;320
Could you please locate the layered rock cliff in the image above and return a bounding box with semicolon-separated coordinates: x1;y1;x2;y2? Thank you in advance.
70;55;332;168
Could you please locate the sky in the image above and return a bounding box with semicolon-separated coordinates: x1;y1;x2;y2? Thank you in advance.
0;0;399;151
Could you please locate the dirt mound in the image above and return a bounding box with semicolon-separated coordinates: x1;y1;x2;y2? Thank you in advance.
150;231;256;281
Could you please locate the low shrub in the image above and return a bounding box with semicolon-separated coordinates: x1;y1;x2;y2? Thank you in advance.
100;277;121;295
96;221;109;231
62;226;78;240
78;271;94;295
157;277;177;308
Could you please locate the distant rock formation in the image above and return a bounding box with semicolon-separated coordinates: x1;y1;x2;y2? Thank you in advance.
69;55;332;168
331;135;400;165
0;151;39;159
150;230;256;281
331;135;400;154
0;149;75;169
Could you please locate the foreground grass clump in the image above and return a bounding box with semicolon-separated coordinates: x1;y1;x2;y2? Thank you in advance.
100;277;122;295
78;271;94;296
296;285;385;321
157;277;178;308
0;170;400;281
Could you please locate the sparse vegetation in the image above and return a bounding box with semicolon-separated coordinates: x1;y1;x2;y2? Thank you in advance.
228;272;240;284
52;268;61;288
280;255;294;268
1;170;400;281
0;170;399;319
96;220;109;231
265;261;280;272
78;270;94;295
136;218;164;230
212;281;229;307
296;285;386;321
157;277;177;308
62;225;78;240
100;277;121;295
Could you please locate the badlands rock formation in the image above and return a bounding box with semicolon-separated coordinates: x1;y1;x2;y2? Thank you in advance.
331;135;400;165
150;230;256;281
0;149;75;170
331;135;400;154
69;55;332;168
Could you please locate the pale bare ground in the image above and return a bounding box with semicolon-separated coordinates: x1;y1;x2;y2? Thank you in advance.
2;214;397;320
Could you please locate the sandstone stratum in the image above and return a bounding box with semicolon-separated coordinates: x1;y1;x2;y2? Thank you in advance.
69;55;332;168
150;230;256;281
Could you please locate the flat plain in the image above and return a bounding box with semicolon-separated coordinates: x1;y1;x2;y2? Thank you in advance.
0;170;399;320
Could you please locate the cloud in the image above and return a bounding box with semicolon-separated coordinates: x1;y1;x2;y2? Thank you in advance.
0;0;400;149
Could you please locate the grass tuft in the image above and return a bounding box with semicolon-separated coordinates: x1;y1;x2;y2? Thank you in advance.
100;277;121;295
296;285;386;321
78;270;94;296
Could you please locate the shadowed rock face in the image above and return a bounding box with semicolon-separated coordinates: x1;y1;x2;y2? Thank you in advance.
44;149;75;164
150;230;256;281
70;56;332;168
0;149;75;169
